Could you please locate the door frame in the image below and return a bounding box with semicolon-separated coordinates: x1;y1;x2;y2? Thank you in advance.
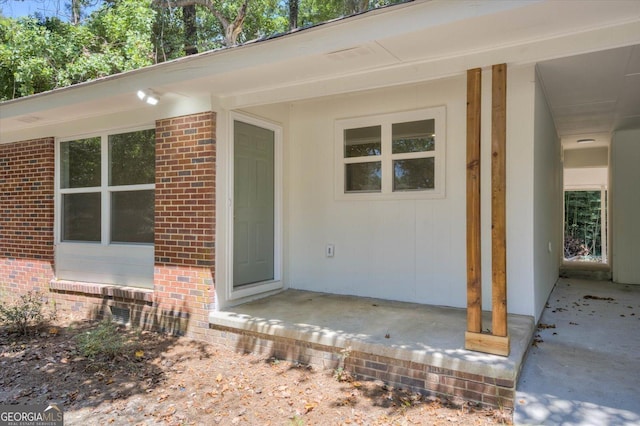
226;111;283;301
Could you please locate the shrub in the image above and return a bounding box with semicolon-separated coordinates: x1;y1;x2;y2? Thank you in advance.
75;320;127;359
564;234;589;259
0;291;45;335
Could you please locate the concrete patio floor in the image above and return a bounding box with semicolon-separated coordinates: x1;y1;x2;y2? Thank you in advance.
210;290;535;391
515;278;640;426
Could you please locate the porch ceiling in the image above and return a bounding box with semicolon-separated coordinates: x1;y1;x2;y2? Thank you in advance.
537;44;640;150
1;0;640;140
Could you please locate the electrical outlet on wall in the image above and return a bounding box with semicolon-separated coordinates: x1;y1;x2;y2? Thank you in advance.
326;244;335;257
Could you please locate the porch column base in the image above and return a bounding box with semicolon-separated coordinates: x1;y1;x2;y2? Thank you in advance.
465;331;510;357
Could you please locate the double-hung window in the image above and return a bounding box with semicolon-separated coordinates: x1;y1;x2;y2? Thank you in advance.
335;106;445;200
55;128;155;287
58;128;155;244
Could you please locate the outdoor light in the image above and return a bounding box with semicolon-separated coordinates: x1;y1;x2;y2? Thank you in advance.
577;138;595;144
136;89;160;105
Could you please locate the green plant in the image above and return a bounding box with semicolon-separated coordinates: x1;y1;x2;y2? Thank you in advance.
288;415;305;426
333;346;352;382
75;320;127;359
0;291;45;335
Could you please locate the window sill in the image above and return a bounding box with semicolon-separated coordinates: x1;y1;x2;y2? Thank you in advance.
50;279;154;303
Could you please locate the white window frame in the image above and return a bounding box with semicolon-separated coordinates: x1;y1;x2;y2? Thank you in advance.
54;126;156;288
55;125;156;246
335;106;446;200
226;112;284;301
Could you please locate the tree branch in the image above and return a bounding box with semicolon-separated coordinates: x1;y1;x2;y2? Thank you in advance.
155;0;251;46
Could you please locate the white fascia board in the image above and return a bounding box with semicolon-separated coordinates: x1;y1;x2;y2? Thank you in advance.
226;19;640;109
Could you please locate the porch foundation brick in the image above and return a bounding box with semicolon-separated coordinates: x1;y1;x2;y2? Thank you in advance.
207;325;516;410
0;138;55;302
154;111;217;340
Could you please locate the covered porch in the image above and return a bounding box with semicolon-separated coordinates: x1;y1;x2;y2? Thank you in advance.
209;290;535;409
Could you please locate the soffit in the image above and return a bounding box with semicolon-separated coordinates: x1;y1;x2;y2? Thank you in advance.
537;44;640;150
2;0;640;139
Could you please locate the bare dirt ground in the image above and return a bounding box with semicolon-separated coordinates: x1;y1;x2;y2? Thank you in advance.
0;314;512;425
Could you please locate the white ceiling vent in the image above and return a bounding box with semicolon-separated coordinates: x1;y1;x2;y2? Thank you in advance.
16;115;42;123
325;46;373;62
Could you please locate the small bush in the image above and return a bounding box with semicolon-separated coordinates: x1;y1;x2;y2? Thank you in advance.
0;291;45;335
75;320;127;359
564;234;589;259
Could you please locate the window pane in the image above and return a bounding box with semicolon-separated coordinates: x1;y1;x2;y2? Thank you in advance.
60;137;101;188
392;119;435;154
344;126;381;158
62;193;101;241
393;158;435;191
109;129;156;186
345;162;381;192
111;190;155;243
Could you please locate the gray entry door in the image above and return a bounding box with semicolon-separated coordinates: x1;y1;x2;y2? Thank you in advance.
233;120;275;288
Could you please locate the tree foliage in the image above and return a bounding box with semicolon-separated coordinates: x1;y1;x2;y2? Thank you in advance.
564;190;605;260
0;0;155;100
0;0;407;100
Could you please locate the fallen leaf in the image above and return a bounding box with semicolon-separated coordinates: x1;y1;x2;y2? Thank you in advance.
135;350;144;359
583;295;614;301
304;402;317;413
538;323;555;329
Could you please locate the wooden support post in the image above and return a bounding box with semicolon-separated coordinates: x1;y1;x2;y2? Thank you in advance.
465;65;510;357
466;68;482;335
491;63;508;341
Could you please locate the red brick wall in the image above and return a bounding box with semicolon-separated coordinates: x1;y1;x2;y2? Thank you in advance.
0;138;55;301
207;326;515;409
1;114;217;338
154;112;216;338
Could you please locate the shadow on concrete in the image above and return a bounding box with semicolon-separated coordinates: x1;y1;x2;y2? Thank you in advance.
515;278;640;426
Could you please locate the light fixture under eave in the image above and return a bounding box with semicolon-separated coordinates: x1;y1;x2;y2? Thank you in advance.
136;89;160;106
577;138;595;144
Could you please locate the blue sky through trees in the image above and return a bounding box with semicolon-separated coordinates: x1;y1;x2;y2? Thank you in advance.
0;0;100;20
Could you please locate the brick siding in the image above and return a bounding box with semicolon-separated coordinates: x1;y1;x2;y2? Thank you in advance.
1;112;217;340
207;325;515;409
154;112;216;339
0;138;55;301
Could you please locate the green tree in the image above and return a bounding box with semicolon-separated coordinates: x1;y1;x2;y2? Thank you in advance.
0;0;155;100
154;0;251;47
564;190;604;259
0;0;409;99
